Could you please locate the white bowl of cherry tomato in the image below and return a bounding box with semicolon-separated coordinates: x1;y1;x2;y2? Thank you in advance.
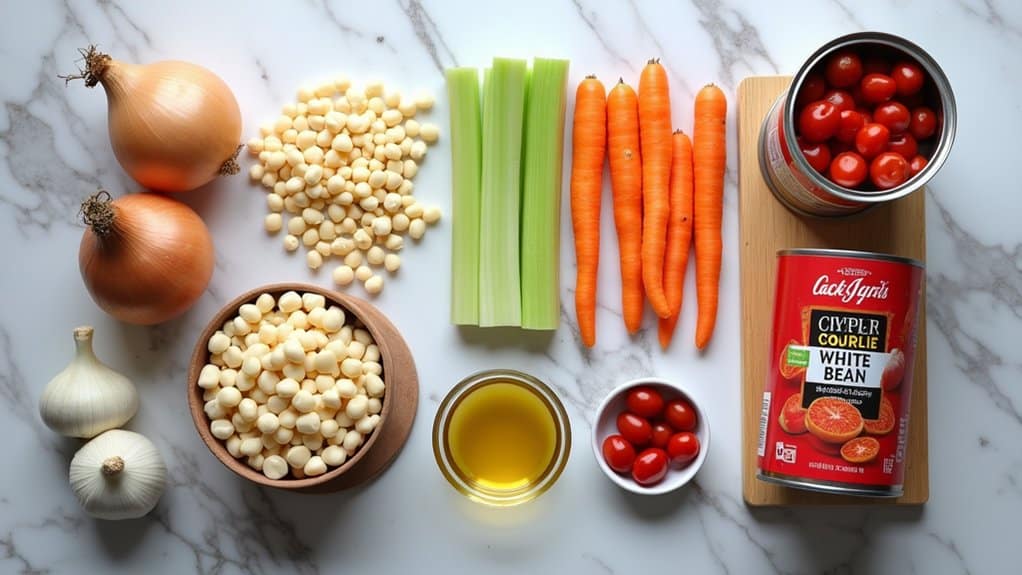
592;378;709;495
793;37;953;192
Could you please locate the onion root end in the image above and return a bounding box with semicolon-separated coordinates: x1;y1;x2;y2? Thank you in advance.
59;45;111;88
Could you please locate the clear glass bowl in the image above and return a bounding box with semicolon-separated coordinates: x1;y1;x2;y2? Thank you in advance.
432;369;571;507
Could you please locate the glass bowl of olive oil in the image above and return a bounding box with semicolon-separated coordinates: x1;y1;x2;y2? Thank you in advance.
432;369;571;506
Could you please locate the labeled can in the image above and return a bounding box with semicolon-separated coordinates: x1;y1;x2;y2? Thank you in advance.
759;32;956;217
757;249;924;497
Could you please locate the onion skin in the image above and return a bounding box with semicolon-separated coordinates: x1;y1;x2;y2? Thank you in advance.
72;48;242;193
79;192;215;325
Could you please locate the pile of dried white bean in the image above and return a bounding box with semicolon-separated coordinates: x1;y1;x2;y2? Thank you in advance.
197;291;384;480
248;79;442;295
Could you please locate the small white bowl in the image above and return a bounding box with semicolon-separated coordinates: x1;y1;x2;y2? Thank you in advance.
591;378;710;495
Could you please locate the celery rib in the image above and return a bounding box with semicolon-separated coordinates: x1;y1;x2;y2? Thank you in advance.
520;58;569;330
446;68;482;325
478;58;527;327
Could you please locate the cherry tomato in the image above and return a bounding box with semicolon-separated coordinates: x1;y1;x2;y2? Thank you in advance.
631;448;669;486
855;123;890;159
873;101;910;134
666;432;700;465
856;107;873;124
860;73;897;104
870;152;911;189
862;56;889;75
664;399;697;431
602;434;637;473
829;151;868;188
798;100;840;143
798;139;832;173
823;89;856;113
890;61;925;96
626;386;665;419
909;154;928;175
796;72;826;107
835;110;865;143
824;51;863;88
650;422;674;449
887;133;918;159
909;107;937;140
616;412;652;446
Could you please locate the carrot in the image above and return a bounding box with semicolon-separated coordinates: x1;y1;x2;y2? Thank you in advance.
658;131;694;349
638;59;673;319
693;84;727;350
606;79;644;334
570;75;607;348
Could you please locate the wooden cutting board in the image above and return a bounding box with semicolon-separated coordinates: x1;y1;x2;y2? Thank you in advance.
738;76;929;506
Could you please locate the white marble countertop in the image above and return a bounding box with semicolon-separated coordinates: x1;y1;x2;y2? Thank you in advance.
2;1;1020;573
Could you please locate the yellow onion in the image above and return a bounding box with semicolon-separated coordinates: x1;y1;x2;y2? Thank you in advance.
79;191;215;325
65;46;242;193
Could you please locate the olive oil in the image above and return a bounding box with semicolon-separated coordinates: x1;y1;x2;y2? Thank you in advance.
447;381;557;491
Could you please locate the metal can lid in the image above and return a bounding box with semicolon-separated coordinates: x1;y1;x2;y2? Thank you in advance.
777;248;925;270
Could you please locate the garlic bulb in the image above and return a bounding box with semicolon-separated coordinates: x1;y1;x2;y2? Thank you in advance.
69;429;167;520
39;326;139;438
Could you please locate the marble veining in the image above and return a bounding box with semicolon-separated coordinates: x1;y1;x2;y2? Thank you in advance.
1;0;1020;574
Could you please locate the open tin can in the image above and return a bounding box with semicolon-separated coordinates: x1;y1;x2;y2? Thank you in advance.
759;32;956;217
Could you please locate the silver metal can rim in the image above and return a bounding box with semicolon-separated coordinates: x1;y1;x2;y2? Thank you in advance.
782;31;957;204
778;247;925;270
758;470;904;498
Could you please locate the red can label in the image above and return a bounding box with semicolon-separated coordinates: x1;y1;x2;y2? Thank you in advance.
757;250;923;495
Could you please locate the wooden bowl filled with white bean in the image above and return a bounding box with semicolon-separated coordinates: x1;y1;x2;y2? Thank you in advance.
187;283;417;492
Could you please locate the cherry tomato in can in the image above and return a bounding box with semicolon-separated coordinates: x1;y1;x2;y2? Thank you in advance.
909;154;928;176
890;60;925;96
835;109;865;143
824;51;863;88
860;73;897;104
873;101;910;134
823;89;856;113
855;123;890;159
909;106;938;140
829;151;868;188
798;139;832;173
870;152;911;189
887;133;918;159
798;100;841;143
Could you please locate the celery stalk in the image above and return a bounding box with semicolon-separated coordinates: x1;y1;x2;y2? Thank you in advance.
519;58;569;330
478;58;527;326
446;67;482;325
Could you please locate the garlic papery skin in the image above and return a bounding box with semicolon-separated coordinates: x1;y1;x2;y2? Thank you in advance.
39;326;139;438
69;429;167;520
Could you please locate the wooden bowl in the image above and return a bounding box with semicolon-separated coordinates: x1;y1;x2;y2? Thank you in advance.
187;283;418;492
